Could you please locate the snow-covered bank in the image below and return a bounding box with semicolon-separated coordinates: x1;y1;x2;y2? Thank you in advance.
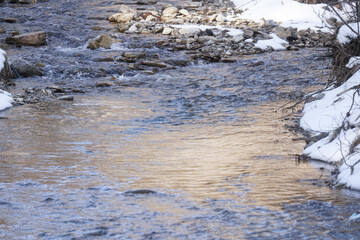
0;49;14;111
300;51;360;189
232;0;337;31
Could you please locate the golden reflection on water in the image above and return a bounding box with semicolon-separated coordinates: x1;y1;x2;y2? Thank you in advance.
0;95;338;210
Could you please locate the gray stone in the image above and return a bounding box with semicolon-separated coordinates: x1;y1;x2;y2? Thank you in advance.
273;26;298;41
10;58;42;77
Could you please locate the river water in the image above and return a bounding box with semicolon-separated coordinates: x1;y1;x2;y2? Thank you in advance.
2;1;360;239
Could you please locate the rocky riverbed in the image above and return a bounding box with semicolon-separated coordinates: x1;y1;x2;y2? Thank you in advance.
0;0;336;105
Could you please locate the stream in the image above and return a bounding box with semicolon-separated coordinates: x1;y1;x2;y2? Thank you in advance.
1;0;360;239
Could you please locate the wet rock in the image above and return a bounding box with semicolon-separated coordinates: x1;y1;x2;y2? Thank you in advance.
87;35;115;50
5;31;47;46
0;27;5;34
1;18;18;23
123;189;157;195
141;61;166;68
136;0;157;4
46;86;65;93
123;52;145;59
57;95;74;101
10;57;42;77
96;82;113;87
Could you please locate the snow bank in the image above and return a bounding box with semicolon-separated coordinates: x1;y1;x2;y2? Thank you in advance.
301;57;360;189
232;0;336;31
337;23;360;44
0;49;14;112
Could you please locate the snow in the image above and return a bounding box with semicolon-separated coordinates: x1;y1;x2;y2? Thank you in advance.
337;23;360;44
301;56;360;189
0;49;14;112
232;0;338;31
254;33;288;51
0;48;5;73
170;24;244;36
346;56;360;69
0;89;13;111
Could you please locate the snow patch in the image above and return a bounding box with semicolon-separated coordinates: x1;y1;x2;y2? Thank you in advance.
337;23;360;45
0;89;14;111
0;48;5;73
254;33;288;51
232;0;338;31
346;56;360;69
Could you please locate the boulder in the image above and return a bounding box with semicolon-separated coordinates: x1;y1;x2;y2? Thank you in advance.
5;31;47;46
162;7;178;17
119;5;138;16
273;26;298;41
10;57;42;77
87;35;115;50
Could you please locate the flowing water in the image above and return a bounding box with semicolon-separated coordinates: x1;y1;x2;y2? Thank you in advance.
1;1;360;239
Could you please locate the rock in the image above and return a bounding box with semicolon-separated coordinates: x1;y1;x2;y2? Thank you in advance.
162;27;173;35
179;9;190;17
109;5;138;23
128;23;145;33
145;15;158;22
0;49;16;82
46;86;65;93
119;5;138;16
5;31;47;46
273;26;298;41
136;0;157;4
109;13;134;23
162;7;179;17
216;14;226;22
57;95;74;101
0;27;5;34
123;52;145;59
179;27;200;35
141;61;167;68
232;34;244;43
96;82;113;87
243;29;254;39
123;189;157;195
87;35;115;50
10;57;42;77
